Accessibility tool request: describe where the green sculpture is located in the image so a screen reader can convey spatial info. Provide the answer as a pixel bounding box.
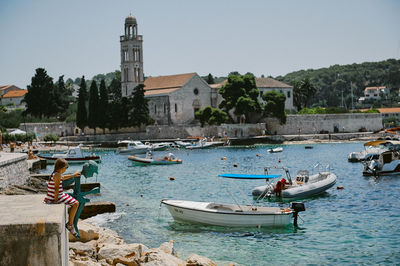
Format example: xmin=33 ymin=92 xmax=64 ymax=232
xmin=62 ymin=160 xmax=99 ymax=238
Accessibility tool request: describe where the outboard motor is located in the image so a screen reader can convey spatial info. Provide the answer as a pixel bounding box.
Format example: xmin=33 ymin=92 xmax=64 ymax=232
xmin=291 ymin=202 xmax=305 ymax=227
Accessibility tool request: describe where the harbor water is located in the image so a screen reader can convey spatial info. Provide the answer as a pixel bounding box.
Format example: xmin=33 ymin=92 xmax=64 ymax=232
xmin=44 ymin=142 xmax=400 ymax=265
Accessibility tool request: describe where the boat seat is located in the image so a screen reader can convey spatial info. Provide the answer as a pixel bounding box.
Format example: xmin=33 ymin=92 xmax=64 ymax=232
xmin=210 ymin=205 xmax=233 ymax=211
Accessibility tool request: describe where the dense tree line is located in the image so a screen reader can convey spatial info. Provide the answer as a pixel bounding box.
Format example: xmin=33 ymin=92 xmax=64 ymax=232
xmin=21 ymin=68 xmax=153 ymax=133
xmin=276 ymin=58 xmax=400 ymax=108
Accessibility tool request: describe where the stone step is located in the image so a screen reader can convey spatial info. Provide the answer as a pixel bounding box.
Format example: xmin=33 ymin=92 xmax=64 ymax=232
xmin=81 ymin=201 xmax=116 ymax=219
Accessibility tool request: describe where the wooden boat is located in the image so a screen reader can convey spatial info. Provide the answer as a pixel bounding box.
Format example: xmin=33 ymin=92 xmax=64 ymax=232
xmin=38 ymin=145 xmax=101 ymax=164
xmin=161 ymin=199 xmax=305 ymax=227
xmin=128 ymin=153 xmax=182 ymax=165
xmin=363 ymin=151 xmax=400 ymax=176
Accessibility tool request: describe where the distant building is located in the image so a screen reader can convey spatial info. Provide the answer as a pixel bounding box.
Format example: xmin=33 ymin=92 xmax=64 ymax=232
xmin=1 ymin=89 xmax=28 ymax=109
xmin=210 ymin=77 xmax=294 ymax=111
xmin=0 ymin=85 xmax=22 ymax=97
xmin=255 ymin=77 xmax=294 ymax=110
xmin=363 ymin=86 xmax=388 ymax=101
xmin=120 ymin=15 xmax=144 ymax=97
xmin=144 ymin=73 xmax=217 ymax=125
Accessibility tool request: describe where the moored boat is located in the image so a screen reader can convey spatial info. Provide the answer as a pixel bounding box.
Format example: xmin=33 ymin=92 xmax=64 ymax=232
xmin=161 ymin=199 xmax=305 ymax=227
xmin=268 ymin=147 xmax=283 ymax=153
xmin=128 ymin=153 xmax=182 ymax=165
xmin=38 ymin=145 xmax=101 ymax=164
xmin=363 ymin=150 xmax=400 ymax=176
xmin=251 ymin=169 xmax=337 ymax=199
xmin=117 ymin=140 xmax=151 ymax=154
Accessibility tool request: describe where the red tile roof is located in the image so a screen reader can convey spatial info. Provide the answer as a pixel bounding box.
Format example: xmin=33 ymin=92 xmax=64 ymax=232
xmin=255 ymin=78 xmax=292 ymax=88
xmin=144 ymin=73 xmax=195 ymax=91
xmin=365 ymin=86 xmax=385 ymax=91
xmin=2 ymin=89 xmax=28 ymax=98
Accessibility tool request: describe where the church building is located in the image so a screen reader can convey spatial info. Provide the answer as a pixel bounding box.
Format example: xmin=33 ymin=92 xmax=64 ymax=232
xmin=119 ymin=15 xmax=293 ymax=125
xmin=144 ymin=73 xmax=218 ymax=125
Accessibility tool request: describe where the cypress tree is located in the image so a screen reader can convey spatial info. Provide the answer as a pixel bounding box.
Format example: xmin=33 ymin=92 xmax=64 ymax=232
xmin=207 ymin=73 xmax=215 ymax=84
xmin=88 ymin=81 xmax=99 ymax=134
xmin=131 ymin=84 xmax=153 ymax=127
xmin=98 ymin=79 xmax=108 ymax=133
xmin=24 ymin=68 xmax=54 ymax=118
xmin=76 ymin=76 xmax=87 ymax=131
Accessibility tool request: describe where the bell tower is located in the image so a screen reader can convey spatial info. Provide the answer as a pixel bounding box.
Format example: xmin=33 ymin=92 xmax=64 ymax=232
xmin=120 ymin=14 xmax=144 ymax=97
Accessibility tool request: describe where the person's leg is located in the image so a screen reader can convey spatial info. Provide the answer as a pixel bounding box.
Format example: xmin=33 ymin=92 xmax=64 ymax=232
xmin=68 ymin=201 xmax=79 ymax=226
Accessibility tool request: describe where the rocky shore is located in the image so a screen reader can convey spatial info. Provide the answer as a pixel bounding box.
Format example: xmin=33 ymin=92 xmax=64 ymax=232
xmin=69 ymin=220 xmax=236 ymax=266
xmin=0 ymin=177 xmax=235 ymax=265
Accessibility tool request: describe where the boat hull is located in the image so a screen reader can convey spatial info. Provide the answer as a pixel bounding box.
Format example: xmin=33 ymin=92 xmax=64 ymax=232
xmin=128 ymin=156 xmax=182 ymax=165
xmin=161 ymin=200 xmax=292 ymax=227
xmin=39 ymin=156 xmax=101 ymax=164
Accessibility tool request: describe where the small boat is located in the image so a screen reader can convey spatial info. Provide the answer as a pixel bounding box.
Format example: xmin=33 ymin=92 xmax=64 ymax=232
xmin=161 ymin=199 xmax=305 ymax=227
xmin=145 ymin=142 xmax=174 ymax=151
xmin=186 ymin=138 xmax=217 ymax=149
xmin=305 ymin=146 xmax=313 ymax=149
xmin=38 ymin=145 xmax=101 ymax=164
xmin=128 ymin=152 xmax=182 ymax=165
xmin=117 ymin=140 xmax=152 ymax=154
xmin=250 ymin=166 xmax=337 ymax=199
xmin=175 ymin=140 xmax=192 ymax=147
xmin=348 ymin=147 xmax=386 ymax=162
xmin=363 ymin=151 xmax=400 ymax=176
xmin=267 ymin=147 xmax=283 ymax=153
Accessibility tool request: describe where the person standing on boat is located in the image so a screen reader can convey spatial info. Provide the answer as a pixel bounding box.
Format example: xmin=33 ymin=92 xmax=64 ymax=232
xmin=44 ymin=158 xmax=81 ymax=237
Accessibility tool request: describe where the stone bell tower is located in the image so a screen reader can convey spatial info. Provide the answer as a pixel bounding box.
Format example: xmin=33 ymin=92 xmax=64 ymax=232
xmin=120 ymin=14 xmax=144 ymax=97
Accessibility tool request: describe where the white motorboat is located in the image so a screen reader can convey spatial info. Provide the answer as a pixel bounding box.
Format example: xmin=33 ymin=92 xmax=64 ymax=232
xmin=128 ymin=152 xmax=182 ymax=165
xmin=268 ymin=147 xmax=283 ymax=153
xmin=116 ymin=140 xmax=152 ymax=154
xmin=175 ymin=140 xmax=192 ymax=147
xmin=145 ymin=142 xmax=173 ymax=151
xmin=363 ymin=151 xmax=400 ymax=176
xmin=161 ymin=199 xmax=305 ymax=227
xmin=38 ymin=145 xmax=101 ymax=164
xmin=186 ymin=138 xmax=224 ymax=149
xmin=251 ymin=167 xmax=337 ymax=199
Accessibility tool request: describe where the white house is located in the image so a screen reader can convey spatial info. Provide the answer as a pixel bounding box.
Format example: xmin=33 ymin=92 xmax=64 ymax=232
xmin=255 ymin=77 xmax=294 ymax=110
xmin=1 ymin=89 xmax=27 ymax=109
xmin=364 ymin=86 xmax=388 ymax=100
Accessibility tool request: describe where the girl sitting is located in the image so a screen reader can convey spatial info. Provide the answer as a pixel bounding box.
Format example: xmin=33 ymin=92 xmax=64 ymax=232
xmin=44 ymin=158 xmax=81 ymax=237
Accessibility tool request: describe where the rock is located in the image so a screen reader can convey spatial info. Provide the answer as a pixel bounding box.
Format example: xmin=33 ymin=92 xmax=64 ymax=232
xmin=98 ymin=243 xmax=148 ymax=265
xmin=186 ymin=254 xmax=217 ymax=266
xmin=69 ymin=240 xmax=97 ymax=258
xmin=69 ymin=221 xmax=99 ymax=243
xmin=140 ymin=248 xmax=186 ymax=266
xmin=69 ymin=257 xmax=102 ymax=266
xmin=80 ymin=201 xmax=116 ymax=219
xmin=96 ymin=226 xmax=125 ymax=247
xmin=159 ymin=240 xmax=177 ymax=256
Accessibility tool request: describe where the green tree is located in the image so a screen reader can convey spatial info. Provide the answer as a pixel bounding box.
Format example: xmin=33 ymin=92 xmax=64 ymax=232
xmin=109 ymin=78 xmax=122 ymax=100
xmin=88 ymin=81 xmax=100 ymax=133
xmin=76 ymin=76 xmax=87 ymax=130
xmin=195 ymin=106 xmax=228 ymax=126
xmin=218 ymin=73 xmax=261 ymax=122
xmin=293 ymin=77 xmax=317 ymax=111
xmin=52 ymin=75 xmax=71 ymax=119
xmin=98 ymin=79 xmax=108 ymax=133
xmin=24 ymin=68 xmax=54 ymax=118
xmin=262 ymin=91 xmax=287 ymax=124
xmin=207 ymin=73 xmax=215 ymax=84
xmin=131 ymin=84 xmax=153 ymax=127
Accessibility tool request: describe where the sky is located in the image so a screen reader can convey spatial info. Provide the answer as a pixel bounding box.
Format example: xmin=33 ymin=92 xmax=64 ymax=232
xmin=0 ymin=0 xmax=399 ymax=88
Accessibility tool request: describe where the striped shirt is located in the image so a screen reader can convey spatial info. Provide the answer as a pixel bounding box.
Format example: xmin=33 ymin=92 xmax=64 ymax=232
xmin=44 ymin=172 xmax=78 ymax=206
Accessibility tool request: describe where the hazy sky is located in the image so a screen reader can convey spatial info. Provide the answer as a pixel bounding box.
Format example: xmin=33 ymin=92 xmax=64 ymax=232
xmin=0 ymin=0 xmax=399 ymax=88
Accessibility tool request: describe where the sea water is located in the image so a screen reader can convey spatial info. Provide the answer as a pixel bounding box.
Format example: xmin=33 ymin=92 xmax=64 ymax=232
xmin=45 ymin=142 xmax=400 ymax=265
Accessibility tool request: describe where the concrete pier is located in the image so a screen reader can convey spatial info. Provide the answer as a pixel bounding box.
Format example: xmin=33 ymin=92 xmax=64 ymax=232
xmin=0 ymin=195 xmax=68 ymax=266
xmin=0 ymin=152 xmax=29 ymax=189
